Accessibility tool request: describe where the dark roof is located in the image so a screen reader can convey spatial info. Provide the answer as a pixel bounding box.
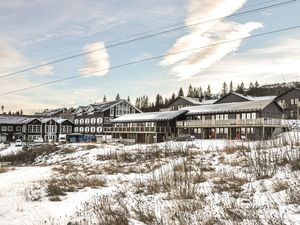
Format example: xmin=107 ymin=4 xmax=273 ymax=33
xmin=0 ymin=116 xmax=27 ymax=125
xmin=184 ymin=99 xmax=276 ymax=115
xmin=112 ymin=110 xmax=187 ymax=123
xmin=164 ymin=96 xmax=201 ymax=108
xmin=275 ymin=88 xmax=300 ymax=100
xmin=214 ymin=92 xmax=276 ymax=104
xmin=75 ymin=99 xmax=142 ymax=114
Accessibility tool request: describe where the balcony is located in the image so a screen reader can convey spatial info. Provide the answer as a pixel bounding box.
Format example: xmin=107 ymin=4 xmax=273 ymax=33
xmin=176 ymin=118 xmax=288 ymax=128
xmin=104 ymin=126 xmax=172 ymax=133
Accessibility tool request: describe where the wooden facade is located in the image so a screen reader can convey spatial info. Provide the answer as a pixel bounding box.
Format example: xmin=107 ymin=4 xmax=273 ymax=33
xmin=275 ymin=88 xmax=300 ymax=119
xmin=105 ymin=110 xmax=187 ymax=144
xmin=73 ymin=99 xmax=141 ymax=136
xmin=177 ymin=100 xmax=286 ymax=140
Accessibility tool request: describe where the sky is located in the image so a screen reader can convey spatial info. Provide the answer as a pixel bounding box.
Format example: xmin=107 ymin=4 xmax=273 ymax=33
xmin=0 ymin=0 xmax=300 ymax=113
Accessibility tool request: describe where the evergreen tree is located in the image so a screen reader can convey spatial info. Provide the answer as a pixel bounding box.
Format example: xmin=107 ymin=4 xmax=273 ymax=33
xmin=155 ymin=94 xmax=163 ymax=109
xmin=1 ymin=105 xmax=4 ymax=113
xmin=205 ymin=85 xmax=212 ymax=100
xmin=198 ymin=87 xmax=203 ymax=101
xmin=236 ymin=82 xmax=245 ymax=94
xmin=221 ymin=82 xmax=228 ymax=97
xmin=193 ymin=87 xmax=199 ymax=98
xmin=127 ymin=96 xmax=131 ymax=102
xmin=178 ymin=87 xmax=184 ymax=97
xmin=171 ymin=93 xmax=176 ymax=101
xmin=187 ymin=84 xmax=193 ymax=97
xmin=103 ymin=95 xmax=107 ymax=102
xmin=229 ymin=81 xmax=233 ymax=93
xmin=115 ymin=93 xmax=120 ymax=100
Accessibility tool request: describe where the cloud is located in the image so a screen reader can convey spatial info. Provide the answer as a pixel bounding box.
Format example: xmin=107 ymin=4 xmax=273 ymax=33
xmin=0 ymin=40 xmax=54 ymax=76
xmin=188 ymin=37 xmax=300 ymax=92
xmin=160 ymin=0 xmax=263 ymax=79
xmin=32 ymin=64 xmax=53 ymax=76
xmin=80 ymin=42 xmax=110 ymax=77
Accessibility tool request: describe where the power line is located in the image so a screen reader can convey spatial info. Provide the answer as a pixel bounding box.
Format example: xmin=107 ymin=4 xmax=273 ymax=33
xmin=1 ymin=24 xmax=300 ymax=97
xmin=0 ymin=0 xmax=297 ymax=79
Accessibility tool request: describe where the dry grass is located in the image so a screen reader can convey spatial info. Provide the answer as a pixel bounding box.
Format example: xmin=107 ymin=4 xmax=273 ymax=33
xmin=0 ymin=166 xmax=8 ymax=173
xmin=272 ymin=180 xmax=289 ymax=193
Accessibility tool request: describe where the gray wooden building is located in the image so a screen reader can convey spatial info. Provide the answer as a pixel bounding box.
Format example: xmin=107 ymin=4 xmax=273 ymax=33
xmin=106 ymin=110 xmax=187 ymax=143
xmin=73 ymin=99 xmax=141 ymax=136
xmin=176 ymin=99 xmax=286 ymax=140
xmin=275 ymin=88 xmax=300 ymax=119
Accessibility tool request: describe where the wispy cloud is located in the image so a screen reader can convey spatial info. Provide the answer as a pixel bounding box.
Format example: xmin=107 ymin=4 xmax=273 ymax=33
xmin=0 ymin=39 xmax=53 ymax=76
xmin=189 ymin=37 xmax=300 ymax=91
xmin=160 ymin=0 xmax=262 ymax=79
xmin=80 ymin=42 xmax=110 ymax=77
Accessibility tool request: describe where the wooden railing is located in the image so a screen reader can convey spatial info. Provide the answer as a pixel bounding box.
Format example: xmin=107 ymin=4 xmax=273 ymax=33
xmin=176 ymin=118 xmax=288 ymax=128
xmin=104 ymin=126 xmax=173 ymax=133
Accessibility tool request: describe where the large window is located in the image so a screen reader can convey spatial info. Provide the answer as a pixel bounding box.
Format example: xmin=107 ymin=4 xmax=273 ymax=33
xmin=85 ymin=118 xmax=90 ymax=124
xmin=74 ymin=127 xmax=79 ymax=132
xmin=97 ymin=127 xmax=102 ymax=133
xmin=8 ymin=126 xmax=13 ymax=131
xmin=1 ymin=126 xmax=7 ymax=131
xmin=16 ymin=126 xmax=21 ymax=132
xmin=97 ymin=117 xmax=103 ymax=124
xmin=91 ymin=127 xmax=95 ymax=133
xmin=80 ymin=119 xmax=84 ymax=124
xmin=91 ymin=118 xmax=96 ymax=124
xmin=29 ymin=125 xmax=41 ymax=133
xmin=85 ymin=127 xmax=89 ymax=133
xmin=79 ymin=127 xmax=84 ymax=132
xmin=74 ymin=119 xmax=79 ymax=125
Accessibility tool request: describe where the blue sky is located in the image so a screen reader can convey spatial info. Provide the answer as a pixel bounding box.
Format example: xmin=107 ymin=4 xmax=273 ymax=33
xmin=0 ymin=0 xmax=300 ymax=113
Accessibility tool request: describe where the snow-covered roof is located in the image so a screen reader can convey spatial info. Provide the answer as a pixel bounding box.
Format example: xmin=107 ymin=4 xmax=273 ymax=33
xmin=112 ymin=110 xmax=187 ymax=123
xmin=184 ymin=99 xmax=275 ymax=115
xmin=215 ymin=92 xmax=276 ymax=104
xmin=0 ymin=116 xmax=27 ymax=125
xmin=21 ymin=118 xmax=39 ymax=124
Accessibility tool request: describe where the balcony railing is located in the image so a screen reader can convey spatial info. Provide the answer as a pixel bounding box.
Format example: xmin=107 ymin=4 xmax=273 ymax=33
xmin=104 ymin=126 xmax=173 ymax=133
xmin=176 ymin=118 xmax=288 ymax=128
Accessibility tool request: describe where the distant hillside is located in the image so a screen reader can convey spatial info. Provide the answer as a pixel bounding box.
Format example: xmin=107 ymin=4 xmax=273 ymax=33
xmin=245 ymin=81 xmax=300 ymax=96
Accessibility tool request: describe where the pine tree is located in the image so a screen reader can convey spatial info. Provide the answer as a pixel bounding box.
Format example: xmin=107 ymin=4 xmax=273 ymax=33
xmin=236 ymin=82 xmax=245 ymax=94
xmin=178 ymin=87 xmax=184 ymax=97
xmin=171 ymin=93 xmax=176 ymax=101
xmin=193 ymin=87 xmax=199 ymax=98
xmin=205 ymin=85 xmax=212 ymax=100
xmin=115 ymin=93 xmax=120 ymax=100
xmin=127 ymin=96 xmax=131 ymax=102
xmin=155 ymin=94 xmax=163 ymax=109
xmin=198 ymin=87 xmax=203 ymax=101
xmin=187 ymin=85 xmax=193 ymax=97
xmin=221 ymin=82 xmax=228 ymax=97
xmin=103 ymin=95 xmax=107 ymax=102
xmin=229 ymin=81 xmax=233 ymax=93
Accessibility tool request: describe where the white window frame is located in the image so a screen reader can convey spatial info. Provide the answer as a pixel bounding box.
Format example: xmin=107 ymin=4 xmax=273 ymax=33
xmin=1 ymin=126 xmax=7 ymax=132
xmin=74 ymin=119 xmax=79 ymax=125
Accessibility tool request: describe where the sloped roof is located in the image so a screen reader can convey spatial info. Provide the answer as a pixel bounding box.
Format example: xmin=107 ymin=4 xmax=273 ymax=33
xmin=275 ymin=87 xmax=300 ymax=100
xmin=214 ymin=92 xmax=276 ymax=104
xmin=22 ymin=118 xmax=40 ymax=124
xmin=184 ymin=99 xmax=275 ymax=115
xmin=112 ymin=110 xmax=187 ymax=123
xmin=0 ymin=116 xmax=27 ymax=125
xmin=74 ymin=99 xmax=141 ymax=114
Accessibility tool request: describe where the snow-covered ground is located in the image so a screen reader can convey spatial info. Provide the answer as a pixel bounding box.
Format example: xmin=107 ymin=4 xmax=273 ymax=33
xmin=0 ymin=134 xmax=299 ymax=225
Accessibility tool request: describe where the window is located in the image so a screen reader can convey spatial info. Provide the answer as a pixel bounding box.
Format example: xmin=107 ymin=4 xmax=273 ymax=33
xmin=85 ymin=118 xmax=90 ymax=124
xmin=97 ymin=117 xmax=103 ymax=124
xmin=224 ymin=114 xmax=228 ymax=120
xmin=16 ymin=126 xmax=21 ymax=132
xmin=216 ymin=115 xmax=220 ymax=120
xmin=80 ymin=119 xmax=84 ymax=124
xmin=74 ymin=127 xmax=78 ymax=132
xmin=91 ymin=118 xmax=96 ymax=124
xmin=110 ymin=107 xmax=114 ymax=116
xmin=246 ymin=113 xmax=251 ymax=119
xmin=8 ymin=126 xmax=13 ymax=131
xmin=296 ymin=98 xmax=299 ymax=105
xmin=85 ymin=127 xmax=89 ymax=133
xmin=291 ymin=98 xmax=295 ymax=105
xmin=74 ymin=119 xmax=79 ymax=125
xmin=241 ymin=113 xmax=246 ymax=120
xmin=97 ymin=127 xmax=102 ymax=133
xmin=1 ymin=126 xmax=7 ymax=131
xmin=252 ymin=113 xmax=256 ymax=119
xmin=91 ymin=127 xmax=95 ymax=133
xmin=79 ymin=127 xmax=84 ymax=132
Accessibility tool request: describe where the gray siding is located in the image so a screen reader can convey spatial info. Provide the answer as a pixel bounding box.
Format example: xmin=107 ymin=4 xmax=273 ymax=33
xmin=215 ymin=93 xmax=248 ymax=104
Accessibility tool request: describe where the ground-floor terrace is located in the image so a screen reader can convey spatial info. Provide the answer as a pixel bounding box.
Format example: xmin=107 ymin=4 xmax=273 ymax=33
xmin=176 ymin=118 xmax=289 ymax=140
xmin=104 ymin=126 xmax=176 ymax=144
